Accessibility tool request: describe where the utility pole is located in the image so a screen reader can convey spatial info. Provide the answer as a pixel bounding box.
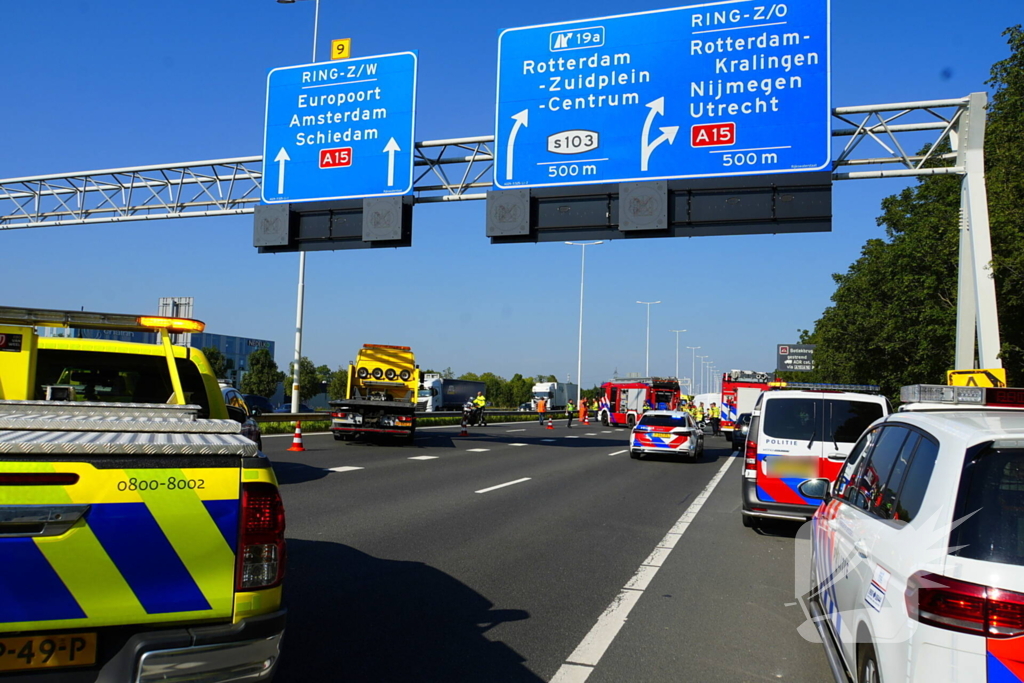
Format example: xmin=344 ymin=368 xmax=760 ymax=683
xmin=637 ymin=301 xmax=661 ymax=377
xmin=567 ymin=241 xmax=602 ymax=406
xmin=687 ymin=346 xmax=700 ymax=396
xmin=671 ymin=329 xmax=687 ymax=381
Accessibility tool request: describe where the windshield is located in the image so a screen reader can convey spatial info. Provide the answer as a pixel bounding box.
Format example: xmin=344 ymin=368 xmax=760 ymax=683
xmin=532 ymin=391 xmax=552 ymax=399
xmin=417 ymin=390 xmax=431 ymax=398
xmin=952 ymin=446 xmax=1024 ymax=567
xmin=638 ymin=415 xmax=689 ymax=428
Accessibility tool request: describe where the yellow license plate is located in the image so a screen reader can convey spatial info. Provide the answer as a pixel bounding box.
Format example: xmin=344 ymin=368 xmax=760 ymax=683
xmin=766 ymin=457 xmax=818 ymax=479
xmin=654 ymin=433 xmax=674 ymax=439
xmin=0 ymin=633 xmax=96 ymax=672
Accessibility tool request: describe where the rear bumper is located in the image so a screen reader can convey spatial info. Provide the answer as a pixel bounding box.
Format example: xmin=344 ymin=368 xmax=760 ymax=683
xmin=3 ymin=610 xmax=285 ymax=683
xmin=741 ymin=476 xmax=816 ymax=521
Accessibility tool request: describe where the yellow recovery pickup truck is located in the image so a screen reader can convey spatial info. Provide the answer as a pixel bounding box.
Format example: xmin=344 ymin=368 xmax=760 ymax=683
xmin=0 ymin=306 xmax=285 ymax=682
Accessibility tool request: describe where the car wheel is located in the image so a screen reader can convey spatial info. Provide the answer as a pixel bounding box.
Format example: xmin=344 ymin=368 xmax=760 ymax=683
xmin=257 ymin=437 xmax=264 ymax=451
xmin=333 ymin=433 xmax=344 ymax=441
xmin=857 ymin=643 xmax=880 ymax=683
xmin=627 ymin=414 xmax=636 ymax=428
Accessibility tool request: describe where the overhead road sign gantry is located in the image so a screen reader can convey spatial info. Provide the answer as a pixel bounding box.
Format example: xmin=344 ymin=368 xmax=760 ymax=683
xmin=262 ymin=51 xmax=417 ymax=204
xmin=494 ymin=0 xmax=830 ymax=189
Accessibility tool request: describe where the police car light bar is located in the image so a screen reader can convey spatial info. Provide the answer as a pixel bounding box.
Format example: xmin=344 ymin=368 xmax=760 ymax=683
xmin=769 ymin=381 xmax=881 ymax=393
xmin=901 ymin=384 xmax=1024 ymax=407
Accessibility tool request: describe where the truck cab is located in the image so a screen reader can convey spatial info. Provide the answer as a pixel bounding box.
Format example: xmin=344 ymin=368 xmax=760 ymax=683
xmin=0 ymin=306 xmax=285 ymax=681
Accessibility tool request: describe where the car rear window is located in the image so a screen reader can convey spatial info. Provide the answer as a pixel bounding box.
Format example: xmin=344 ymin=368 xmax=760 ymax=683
xmin=638 ymin=415 xmax=689 ymax=428
xmin=762 ymin=398 xmax=819 ymax=440
xmin=828 ymin=399 xmax=884 ymax=443
xmin=951 ymin=446 xmax=1024 ymax=567
xmin=35 ymin=349 xmax=211 ymax=418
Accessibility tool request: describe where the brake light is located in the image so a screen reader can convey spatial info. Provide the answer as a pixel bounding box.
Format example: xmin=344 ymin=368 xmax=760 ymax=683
xmin=332 ymin=411 xmax=347 ymax=419
xmin=237 ymin=483 xmax=286 ymax=590
xmin=0 ymin=473 xmax=79 ymax=485
xmin=745 ymin=439 xmax=758 ymax=473
xmin=906 ymin=572 xmax=1024 ymax=638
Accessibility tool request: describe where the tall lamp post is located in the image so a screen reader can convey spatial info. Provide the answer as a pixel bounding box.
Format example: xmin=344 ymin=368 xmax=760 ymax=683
xmin=686 ymin=346 xmax=700 ymax=396
xmin=697 ymin=355 xmax=707 ymax=393
xmin=278 ymin=0 xmax=321 ymax=414
xmin=637 ymin=301 xmax=661 ymax=377
xmin=567 ymin=241 xmax=603 ymax=405
xmin=670 ymin=329 xmax=687 ymax=382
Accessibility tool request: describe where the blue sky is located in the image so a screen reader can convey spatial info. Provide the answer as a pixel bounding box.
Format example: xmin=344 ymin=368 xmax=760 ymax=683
xmin=1 ymin=0 xmax=1019 ymax=390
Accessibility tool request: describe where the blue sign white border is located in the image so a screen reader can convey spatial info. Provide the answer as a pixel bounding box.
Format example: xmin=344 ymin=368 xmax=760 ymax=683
xmin=261 ymin=50 xmax=419 ymax=204
xmin=493 ymin=0 xmax=831 ymax=191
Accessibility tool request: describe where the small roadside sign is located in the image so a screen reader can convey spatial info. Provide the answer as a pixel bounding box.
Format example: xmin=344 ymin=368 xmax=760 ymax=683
xmin=947 ymin=368 xmax=1007 ymax=388
xmin=331 ymin=39 xmax=352 ymax=60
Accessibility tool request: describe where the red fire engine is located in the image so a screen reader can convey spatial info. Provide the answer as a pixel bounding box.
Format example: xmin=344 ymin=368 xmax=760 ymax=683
xmin=720 ymin=370 xmax=772 ymax=433
xmin=598 ymin=377 xmax=682 ymax=427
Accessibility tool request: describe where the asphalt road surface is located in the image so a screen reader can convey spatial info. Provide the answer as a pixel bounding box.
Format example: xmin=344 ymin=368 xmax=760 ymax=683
xmin=264 ymin=419 xmax=833 ymax=682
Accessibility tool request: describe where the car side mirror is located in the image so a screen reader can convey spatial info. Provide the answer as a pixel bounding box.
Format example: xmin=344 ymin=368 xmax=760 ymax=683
xmin=226 ymin=405 xmax=248 ymax=424
xmin=798 ymin=478 xmax=831 ymax=502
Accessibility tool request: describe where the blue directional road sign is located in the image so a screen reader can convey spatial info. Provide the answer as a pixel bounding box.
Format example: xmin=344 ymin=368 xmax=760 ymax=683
xmin=495 ymin=1 xmax=829 ymax=189
xmin=263 ymin=51 xmax=417 ymax=204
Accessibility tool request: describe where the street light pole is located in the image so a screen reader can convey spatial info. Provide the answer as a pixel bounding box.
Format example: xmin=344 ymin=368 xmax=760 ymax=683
xmin=567 ymin=241 xmax=603 ymax=405
xmin=637 ymin=301 xmax=661 ymax=377
xmin=686 ymin=346 xmax=700 ymax=396
xmin=671 ymin=329 xmax=687 ymax=381
xmin=280 ymin=0 xmax=320 ymax=414
xmin=697 ymin=355 xmax=707 ymax=393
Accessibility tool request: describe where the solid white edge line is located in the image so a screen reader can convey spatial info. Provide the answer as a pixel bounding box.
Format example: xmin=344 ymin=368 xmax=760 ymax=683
xmin=608 ymin=450 xmax=627 ymax=456
xmin=474 ymin=477 xmax=531 ymax=494
xmin=551 ymin=454 xmax=736 ymax=680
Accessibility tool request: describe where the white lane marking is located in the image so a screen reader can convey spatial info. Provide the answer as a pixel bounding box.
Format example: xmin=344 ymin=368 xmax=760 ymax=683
xmin=506 ymin=429 xmax=526 ymax=432
xmin=586 ymin=433 xmax=598 ymax=436
xmin=509 ymin=443 xmax=528 ymax=447
xmin=551 ymin=455 xmax=736 ymax=681
xmin=565 ymin=436 xmax=580 ymax=439
xmin=326 ymin=466 xmax=364 ymax=473
xmin=408 ymin=455 xmax=439 ymax=460
xmin=466 ymin=448 xmax=491 ymax=452
xmin=542 ymin=439 xmax=557 ymax=442
xmin=608 ymin=450 xmax=627 ymax=457
xmin=601 ymin=431 xmax=613 ymax=434
xmin=475 ymin=477 xmax=531 ymax=494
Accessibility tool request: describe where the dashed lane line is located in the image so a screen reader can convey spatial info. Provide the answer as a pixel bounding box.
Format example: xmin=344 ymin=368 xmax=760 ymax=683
xmin=608 ymin=450 xmax=627 ymax=457
xmin=466 ymin=448 xmax=491 ymax=452
xmin=549 ymin=454 xmax=736 ymax=682
xmin=565 ymin=436 xmax=580 ymax=439
xmin=509 ymin=443 xmax=528 ymax=447
xmin=506 ymin=429 xmax=526 ymax=432
xmin=325 ymin=466 xmax=364 ymax=473
xmin=475 ymin=477 xmax=532 ymax=494
xmin=408 ymin=456 xmax=439 ymax=460
xmin=585 ymin=433 xmax=598 ymax=436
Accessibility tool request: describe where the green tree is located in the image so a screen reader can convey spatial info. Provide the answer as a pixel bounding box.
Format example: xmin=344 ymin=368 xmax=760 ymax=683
xmin=240 ymin=348 xmax=284 ymax=398
xmin=507 ymin=373 xmax=533 ymax=407
xmin=798 ymin=26 xmax=1024 ymax=395
xmin=288 ymin=356 xmax=321 ymax=402
xmin=459 ymin=372 xmax=480 ymax=381
xmin=202 ymin=347 xmax=227 ymax=379
xmin=328 ymin=366 xmax=349 ymax=400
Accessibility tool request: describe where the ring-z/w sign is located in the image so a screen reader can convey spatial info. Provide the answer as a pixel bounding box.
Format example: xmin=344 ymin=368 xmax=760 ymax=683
xmin=494 ymin=0 xmax=830 ymax=189
xmin=262 ymin=52 xmax=417 ymax=203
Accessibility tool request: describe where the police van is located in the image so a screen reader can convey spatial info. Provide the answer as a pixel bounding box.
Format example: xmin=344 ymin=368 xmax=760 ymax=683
xmin=0 ymin=307 xmax=285 ymax=681
xmin=740 ymin=382 xmax=890 ymax=529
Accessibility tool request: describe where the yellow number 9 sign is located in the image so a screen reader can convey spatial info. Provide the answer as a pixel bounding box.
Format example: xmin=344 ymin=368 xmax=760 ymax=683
xmin=331 ymin=38 xmax=352 ymax=60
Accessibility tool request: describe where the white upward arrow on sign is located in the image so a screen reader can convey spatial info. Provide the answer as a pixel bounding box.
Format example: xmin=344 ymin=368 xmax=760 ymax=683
xmin=383 ymin=137 xmax=401 ymax=186
xmin=640 ymin=98 xmax=678 ymax=172
xmin=505 ymin=109 xmax=529 ymax=181
xmin=274 ymin=148 xmax=291 ymax=195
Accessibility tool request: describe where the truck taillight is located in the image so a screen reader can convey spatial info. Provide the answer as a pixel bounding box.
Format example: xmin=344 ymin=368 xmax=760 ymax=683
xmin=906 ymin=572 xmax=1024 ymax=638
xmin=744 ymin=439 xmax=758 ymax=473
xmin=237 ymin=483 xmax=286 ymax=590
xmin=332 ymin=411 xmax=346 ymax=419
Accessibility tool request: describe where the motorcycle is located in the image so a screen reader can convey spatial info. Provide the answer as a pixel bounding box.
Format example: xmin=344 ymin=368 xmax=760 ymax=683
xmin=463 ymin=400 xmax=487 ymax=427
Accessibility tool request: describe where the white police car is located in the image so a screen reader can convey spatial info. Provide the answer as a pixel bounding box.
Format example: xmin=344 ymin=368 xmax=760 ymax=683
xmin=630 ymin=410 xmax=704 ymax=461
xmin=802 ymin=384 xmax=1024 ymax=683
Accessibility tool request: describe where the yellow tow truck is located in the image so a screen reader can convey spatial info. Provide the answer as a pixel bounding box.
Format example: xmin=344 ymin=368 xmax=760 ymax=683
xmin=0 ymin=306 xmax=285 ymax=681
xmin=329 ymin=344 xmax=421 ymax=441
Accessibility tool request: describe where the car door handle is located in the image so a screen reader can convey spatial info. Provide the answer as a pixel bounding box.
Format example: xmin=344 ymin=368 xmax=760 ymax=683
xmin=826 ymin=452 xmax=847 ymax=461
xmin=854 ymin=541 xmax=869 ymax=558
xmin=0 ymin=505 xmax=89 ymax=538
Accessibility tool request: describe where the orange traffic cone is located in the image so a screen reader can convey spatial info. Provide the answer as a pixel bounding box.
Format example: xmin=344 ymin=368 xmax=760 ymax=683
xmin=584 ymin=413 xmax=590 ymax=426
xmin=547 ymin=416 xmax=554 ymax=430
xmin=287 ymin=422 xmax=305 ymax=452
xmin=459 ymin=416 xmax=469 ymax=437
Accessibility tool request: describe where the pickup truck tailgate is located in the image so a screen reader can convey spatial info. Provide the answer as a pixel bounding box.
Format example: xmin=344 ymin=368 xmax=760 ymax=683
xmin=0 ymin=401 xmax=254 ymax=632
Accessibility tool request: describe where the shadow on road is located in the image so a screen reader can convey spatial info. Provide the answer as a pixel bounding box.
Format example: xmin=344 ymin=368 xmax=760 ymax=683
xmin=271 ymin=460 xmax=330 ymax=486
xmin=278 ymin=539 xmax=542 ymax=682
